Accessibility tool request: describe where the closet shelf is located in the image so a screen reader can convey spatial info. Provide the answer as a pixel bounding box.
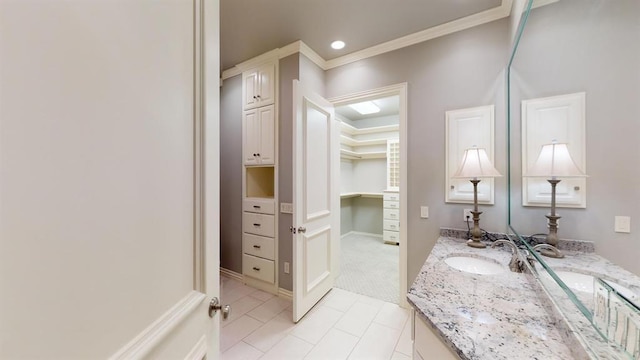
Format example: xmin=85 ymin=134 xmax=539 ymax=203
xmin=341 ymin=123 xmax=399 ymax=136
xmin=340 ymin=149 xmax=386 ymax=160
xmin=340 ymin=192 xmax=384 ymax=199
xmin=340 ymin=135 xmax=388 ymax=147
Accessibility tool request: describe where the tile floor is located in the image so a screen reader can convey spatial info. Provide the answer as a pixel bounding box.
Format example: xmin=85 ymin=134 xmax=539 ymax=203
xmin=220 ymin=275 xmax=413 ymax=360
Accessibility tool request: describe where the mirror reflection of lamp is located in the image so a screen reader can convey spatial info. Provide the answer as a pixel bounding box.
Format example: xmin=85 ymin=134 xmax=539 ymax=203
xmin=452 ymin=146 xmax=502 ymax=248
xmin=524 ymin=141 xmax=587 ymax=257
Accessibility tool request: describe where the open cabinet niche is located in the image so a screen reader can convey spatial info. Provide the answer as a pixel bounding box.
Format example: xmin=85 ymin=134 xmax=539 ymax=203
xmin=337 ymin=95 xmax=400 ymax=243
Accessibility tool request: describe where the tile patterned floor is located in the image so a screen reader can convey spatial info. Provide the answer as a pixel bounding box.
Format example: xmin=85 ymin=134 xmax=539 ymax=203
xmin=220 ymin=275 xmax=413 ymax=360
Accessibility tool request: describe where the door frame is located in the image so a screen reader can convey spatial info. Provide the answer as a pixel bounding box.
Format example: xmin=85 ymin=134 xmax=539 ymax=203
xmin=328 ymin=83 xmax=408 ymax=308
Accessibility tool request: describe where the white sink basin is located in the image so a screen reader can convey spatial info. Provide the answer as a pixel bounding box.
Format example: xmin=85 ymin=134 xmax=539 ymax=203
xmin=444 ymin=256 xmax=505 ymax=275
xmin=555 ymin=271 xmax=638 ymax=301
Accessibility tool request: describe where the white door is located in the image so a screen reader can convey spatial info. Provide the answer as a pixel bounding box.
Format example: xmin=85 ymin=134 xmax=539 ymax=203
xmin=292 ymin=80 xmax=340 ymax=322
xmin=0 ymin=1 xmax=222 ymax=358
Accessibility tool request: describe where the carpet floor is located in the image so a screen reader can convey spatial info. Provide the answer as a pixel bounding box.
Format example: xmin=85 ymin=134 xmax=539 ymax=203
xmin=335 ymin=233 xmax=399 ymax=304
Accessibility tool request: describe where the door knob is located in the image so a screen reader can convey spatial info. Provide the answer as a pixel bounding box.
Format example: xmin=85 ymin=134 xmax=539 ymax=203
xmin=209 ymin=297 xmax=231 ymax=320
xmin=297 ymin=226 xmax=306 ymax=233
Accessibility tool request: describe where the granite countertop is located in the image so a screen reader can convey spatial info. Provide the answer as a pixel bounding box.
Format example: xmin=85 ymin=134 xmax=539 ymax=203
xmin=407 ymin=237 xmax=580 ymax=360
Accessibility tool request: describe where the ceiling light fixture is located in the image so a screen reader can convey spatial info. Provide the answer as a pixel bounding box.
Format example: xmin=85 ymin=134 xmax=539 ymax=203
xmin=331 ymin=40 xmax=345 ymax=50
xmin=349 ymin=101 xmax=380 ymax=115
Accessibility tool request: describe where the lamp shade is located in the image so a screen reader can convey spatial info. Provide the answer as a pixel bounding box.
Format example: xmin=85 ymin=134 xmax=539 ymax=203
xmin=525 ymin=143 xmax=587 ymax=178
xmin=452 ymin=147 xmax=502 ymax=179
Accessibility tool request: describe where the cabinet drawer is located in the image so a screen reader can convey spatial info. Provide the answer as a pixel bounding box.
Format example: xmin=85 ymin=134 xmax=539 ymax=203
xmin=383 ymin=192 xmax=400 ymax=201
xmin=383 ymin=219 xmax=399 ymax=231
xmin=243 ymin=212 xmax=275 ymax=237
xmin=243 ymin=233 xmax=275 ymax=260
xmin=383 ymin=200 xmax=399 ymax=209
xmin=413 ymin=313 xmax=458 ymax=360
xmin=383 ymin=208 xmax=399 ymax=220
xmin=383 ymin=230 xmax=400 ymax=244
xmin=243 ymin=254 xmax=275 ymax=284
xmin=243 ymin=198 xmax=275 ymax=215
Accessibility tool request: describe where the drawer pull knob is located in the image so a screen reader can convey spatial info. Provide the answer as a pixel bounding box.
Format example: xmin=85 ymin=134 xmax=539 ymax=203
xmin=253 ymin=205 xmax=261 ymax=209
xmin=253 ymin=245 xmax=261 ymax=249
xmin=253 ymin=223 xmax=261 ymax=227
xmin=252 ymin=267 xmax=261 ymax=271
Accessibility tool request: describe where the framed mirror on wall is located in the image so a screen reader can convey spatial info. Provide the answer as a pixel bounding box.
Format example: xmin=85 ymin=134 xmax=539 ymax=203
xmin=507 ymin=0 xmax=640 ymax=357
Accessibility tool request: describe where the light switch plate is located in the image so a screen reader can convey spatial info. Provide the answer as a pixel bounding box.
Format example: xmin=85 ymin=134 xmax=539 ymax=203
xmin=280 ymin=202 xmax=293 ymax=214
xmin=614 ymin=216 xmax=631 ymax=233
xmin=420 ymin=206 xmax=429 ymax=218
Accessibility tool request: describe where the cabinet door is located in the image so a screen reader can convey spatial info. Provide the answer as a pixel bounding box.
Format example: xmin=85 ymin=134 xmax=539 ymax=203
xmin=243 ymin=109 xmax=260 ymax=165
xmin=256 ymin=63 xmax=275 ymax=107
xmin=243 ymin=70 xmax=259 ymax=110
xmin=258 ymin=105 xmax=275 ymax=165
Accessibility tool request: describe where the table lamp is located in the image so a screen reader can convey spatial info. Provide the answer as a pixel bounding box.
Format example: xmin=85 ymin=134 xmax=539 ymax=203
xmin=525 ymin=141 xmax=587 ymax=257
xmin=452 ymin=146 xmax=502 ymax=248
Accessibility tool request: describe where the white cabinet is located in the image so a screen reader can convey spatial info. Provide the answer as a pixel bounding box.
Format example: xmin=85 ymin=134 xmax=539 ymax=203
xmin=383 ymin=191 xmax=400 ymax=245
xmin=243 ymin=105 xmax=275 ymax=165
xmin=413 ymin=311 xmax=459 ymax=360
xmin=242 ymin=199 xmax=276 ymax=286
xmin=243 ymin=62 xmax=275 ymax=110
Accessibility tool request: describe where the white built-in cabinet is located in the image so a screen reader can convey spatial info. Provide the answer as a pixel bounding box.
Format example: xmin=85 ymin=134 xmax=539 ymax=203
xmin=243 ymin=105 xmax=275 ymax=165
xmin=241 ymin=60 xmax=278 ymax=294
xmin=243 ymin=62 xmax=275 ymax=110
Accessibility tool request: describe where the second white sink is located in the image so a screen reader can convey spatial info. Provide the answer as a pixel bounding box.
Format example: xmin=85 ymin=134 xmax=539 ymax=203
xmin=555 ymin=271 xmax=638 ymax=301
xmin=445 ymin=256 xmax=505 ymax=275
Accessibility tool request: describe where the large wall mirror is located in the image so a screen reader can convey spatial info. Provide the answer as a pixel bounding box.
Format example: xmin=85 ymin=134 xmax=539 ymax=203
xmin=508 ymin=0 xmax=640 ymax=356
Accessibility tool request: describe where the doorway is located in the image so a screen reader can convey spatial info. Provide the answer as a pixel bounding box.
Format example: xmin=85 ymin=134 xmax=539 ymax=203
xmin=329 ymin=84 xmax=407 ymax=306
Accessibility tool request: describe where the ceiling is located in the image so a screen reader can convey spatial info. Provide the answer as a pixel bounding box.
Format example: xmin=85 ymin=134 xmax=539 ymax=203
xmin=220 ymin=0 xmax=503 ymax=71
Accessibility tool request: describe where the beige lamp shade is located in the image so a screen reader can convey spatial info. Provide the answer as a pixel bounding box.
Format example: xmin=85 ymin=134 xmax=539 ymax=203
xmin=452 ymin=147 xmax=502 ymax=179
xmin=525 ymin=143 xmax=587 ymax=178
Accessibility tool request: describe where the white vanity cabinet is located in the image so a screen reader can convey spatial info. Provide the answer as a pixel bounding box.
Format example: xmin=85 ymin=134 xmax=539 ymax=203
xmin=383 ymin=191 xmax=400 ymax=244
xmin=243 ymin=62 xmax=275 ymax=110
xmin=413 ymin=311 xmax=459 ymax=360
xmin=243 ymin=105 xmax=275 ymax=165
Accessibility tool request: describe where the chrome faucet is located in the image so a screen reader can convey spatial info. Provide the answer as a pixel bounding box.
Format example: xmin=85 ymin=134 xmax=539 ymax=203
xmin=491 ymin=240 xmax=524 ymax=273
xmin=533 ymin=243 xmax=564 ymax=259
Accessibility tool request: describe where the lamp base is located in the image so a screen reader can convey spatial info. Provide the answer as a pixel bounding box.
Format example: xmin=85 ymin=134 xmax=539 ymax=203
xmin=466 ymin=239 xmax=486 ymax=248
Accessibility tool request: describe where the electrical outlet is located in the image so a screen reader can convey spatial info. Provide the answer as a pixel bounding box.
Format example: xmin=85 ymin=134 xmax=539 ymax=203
xmin=615 ymin=216 xmax=631 ymax=233
xmin=463 ymin=209 xmax=473 ymax=222
xmin=280 ymin=202 xmax=293 ymax=214
xmin=284 ymin=262 xmax=290 ymax=274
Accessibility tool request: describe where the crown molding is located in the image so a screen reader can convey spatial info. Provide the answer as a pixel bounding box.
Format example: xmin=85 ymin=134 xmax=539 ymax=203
xmin=324 ymin=1 xmax=512 ymax=69
xmin=221 ymin=0 xmax=551 ymax=79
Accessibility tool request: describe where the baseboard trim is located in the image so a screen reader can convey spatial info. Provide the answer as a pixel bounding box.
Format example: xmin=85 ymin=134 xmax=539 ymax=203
xmin=278 ymin=288 xmax=293 ymax=300
xmin=220 ymin=267 xmax=243 ymax=282
xmin=109 ymin=291 xmax=206 ymax=360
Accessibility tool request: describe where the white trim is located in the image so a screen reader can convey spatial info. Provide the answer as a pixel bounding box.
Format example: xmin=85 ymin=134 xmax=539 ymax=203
xmin=109 ymin=291 xmax=206 ymax=360
xmin=297 ymin=41 xmax=327 ymax=70
xmin=221 ymin=48 xmax=280 ymax=80
xmin=278 ymin=287 xmax=293 ymax=300
xmin=532 ymin=0 xmax=559 ymax=9
xmin=324 ymin=3 xmax=511 ymax=69
xmin=184 ymin=336 xmax=207 ymax=360
xmin=220 ymin=267 xmax=243 ymax=282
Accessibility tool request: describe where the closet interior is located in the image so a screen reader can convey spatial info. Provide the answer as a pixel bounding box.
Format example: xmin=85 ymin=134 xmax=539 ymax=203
xmin=335 ymin=95 xmax=401 ymax=303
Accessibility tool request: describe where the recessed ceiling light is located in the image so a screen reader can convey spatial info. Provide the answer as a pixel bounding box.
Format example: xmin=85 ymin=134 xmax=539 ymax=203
xmin=349 ymin=101 xmax=380 ymax=115
xmin=331 ymin=40 xmax=345 ymax=50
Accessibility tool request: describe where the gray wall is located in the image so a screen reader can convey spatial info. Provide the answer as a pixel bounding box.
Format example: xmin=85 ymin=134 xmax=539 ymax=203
xmin=510 ymin=0 xmax=640 ymax=275
xmin=220 ymin=75 xmax=243 ymax=273
xmin=325 ymin=18 xmax=509 ymax=287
